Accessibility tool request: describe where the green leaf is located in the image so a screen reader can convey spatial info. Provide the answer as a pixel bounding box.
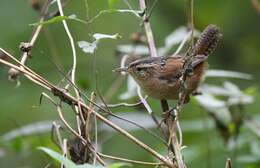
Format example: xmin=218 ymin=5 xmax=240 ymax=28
xmin=108 ymin=162 xmax=131 ymax=168
xmin=29 ymin=14 xmax=87 ymax=27
xmin=88 ymin=9 xmax=142 ymax=24
xmin=38 ymin=147 xmax=76 ymax=168
xmin=39 ymin=147 xmax=105 ymax=168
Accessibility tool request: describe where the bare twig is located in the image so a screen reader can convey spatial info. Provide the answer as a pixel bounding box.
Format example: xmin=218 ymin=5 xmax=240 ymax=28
xmin=137 ymin=86 xmax=152 ymax=114
xmin=225 ymin=158 xmax=232 ymax=168
xmin=8 ymin=0 xmax=52 ymax=79
xmin=56 ymin=0 xmax=84 ymax=136
xmin=52 ymin=121 xmax=63 ymax=149
xmin=0 ymin=49 xmax=174 ymax=168
xmin=173 ymin=30 xmax=192 ymax=55
xmin=61 ymin=139 xmax=68 ymax=168
xmin=99 ymin=153 xmax=164 ymax=166
xmin=163 ymin=1 xmax=196 ymax=167
xmin=139 ymin=0 xmax=158 ymax=57
xmin=52 ymin=58 xmax=167 ymax=145
xmin=106 ymin=98 xmax=145 ymax=108
xmin=190 ymin=0 xmax=194 ymax=46
xmin=138 ymin=1 xmax=186 ymax=167
xmin=56 ymin=106 xmax=106 ymax=166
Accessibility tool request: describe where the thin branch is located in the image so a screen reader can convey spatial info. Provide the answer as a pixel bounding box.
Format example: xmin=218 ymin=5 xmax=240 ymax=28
xmin=61 ymin=139 xmax=68 ymax=168
xmin=40 ymin=92 xmax=58 ymax=106
xmin=137 ymin=86 xmax=152 ymax=114
xmin=106 ymin=98 xmax=145 ymax=108
xmin=225 ymin=158 xmax=232 ymax=168
xmin=56 ymin=0 xmax=84 ymax=135
xmin=56 ymin=106 xmax=106 ymax=166
xmin=173 ymin=30 xmax=192 ymax=55
xmin=0 ymin=50 xmax=174 ymax=167
xmin=52 ymin=121 xmax=63 ymax=149
xmin=93 ymin=114 xmax=98 ymax=165
xmin=163 ymin=1 xmax=196 ymax=167
xmin=139 ymin=0 xmax=158 ymax=57
xmin=190 ymin=0 xmax=194 ymax=47
xmin=56 ymin=0 xmax=77 ymax=85
xmin=99 ymin=153 xmax=164 ymax=166
xmin=138 ymin=1 xmax=186 ymax=167
xmin=8 ymin=0 xmax=52 ymax=79
xmin=52 ymin=58 xmax=166 ymax=144
xmin=0 ymin=57 xmax=51 ymax=91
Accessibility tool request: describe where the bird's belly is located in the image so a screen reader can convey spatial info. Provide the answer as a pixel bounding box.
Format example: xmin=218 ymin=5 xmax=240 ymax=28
xmin=139 ymin=79 xmax=180 ymax=100
xmin=138 ymin=76 xmax=202 ymax=100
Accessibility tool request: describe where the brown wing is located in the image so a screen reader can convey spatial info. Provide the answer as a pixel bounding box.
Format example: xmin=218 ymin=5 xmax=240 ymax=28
xmin=157 ymin=56 xmax=184 ymax=83
xmin=191 ymin=54 xmax=208 ymax=68
xmin=157 ymin=55 xmax=208 ymax=84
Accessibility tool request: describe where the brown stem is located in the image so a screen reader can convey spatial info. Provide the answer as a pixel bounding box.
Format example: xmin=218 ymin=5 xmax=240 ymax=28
xmin=139 ymin=0 xmax=158 ymax=58
xmin=138 ymin=1 xmax=185 ymax=167
xmin=99 ymin=153 xmax=164 ymax=166
xmin=8 ymin=0 xmax=50 ymax=80
xmin=0 ymin=50 xmax=174 ymax=168
xmin=161 ymin=100 xmax=185 ymax=168
xmin=225 ymin=158 xmax=232 ymax=168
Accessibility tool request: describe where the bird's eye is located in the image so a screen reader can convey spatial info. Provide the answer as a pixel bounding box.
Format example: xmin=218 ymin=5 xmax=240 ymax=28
xmin=136 ymin=67 xmax=142 ymax=72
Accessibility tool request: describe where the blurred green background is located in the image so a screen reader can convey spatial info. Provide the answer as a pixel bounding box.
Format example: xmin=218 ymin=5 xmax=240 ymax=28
xmin=0 ymin=0 xmax=259 ymax=168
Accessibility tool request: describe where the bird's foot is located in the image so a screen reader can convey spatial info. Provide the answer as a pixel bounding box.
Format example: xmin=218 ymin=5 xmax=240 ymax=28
xmin=192 ymin=90 xmax=202 ymax=96
xmin=162 ymin=107 xmax=177 ymax=122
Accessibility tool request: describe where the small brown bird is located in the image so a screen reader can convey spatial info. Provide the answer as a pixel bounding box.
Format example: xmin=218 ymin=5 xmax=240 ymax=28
xmin=115 ymin=25 xmax=221 ymax=101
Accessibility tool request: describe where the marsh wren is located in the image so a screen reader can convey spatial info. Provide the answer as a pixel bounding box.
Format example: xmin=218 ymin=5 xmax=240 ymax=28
xmin=115 ymin=25 xmax=221 ymax=101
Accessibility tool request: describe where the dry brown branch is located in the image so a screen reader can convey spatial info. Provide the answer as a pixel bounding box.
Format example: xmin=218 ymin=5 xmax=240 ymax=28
xmin=139 ymin=0 xmax=158 ymax=58
xmin=99 ymin=153 xmax=163 ymax=166
xmin=56 ymin=0 xmax=84 ymax=137
xmin=8 ymin=0 xmax=51 ymax=79
xmin=225 ymin=158 xmax=232 ymax=168
xmin=51 ymin=122 xmax=63 ymax=149
xmin=0 ymin=48 xmax=174 ymax=168
xmin=56 ymin=106 xmax=106 ymax=166
xmin=61 ymin=139 xmax=68 ymax=168
xmin=138 ymin=0 xmax=185 ymax=167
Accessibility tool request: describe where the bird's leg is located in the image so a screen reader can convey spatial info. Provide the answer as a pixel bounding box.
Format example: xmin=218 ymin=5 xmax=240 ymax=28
xmin=185 ymin=64 xmax=194 ymax=76
xmin=160 ymin=99 xmax=177 ymax=124
xmin=192 ymin=90 xmax=202 ymax=96
xmin=161 ymin=107 xmax=177 ymax=122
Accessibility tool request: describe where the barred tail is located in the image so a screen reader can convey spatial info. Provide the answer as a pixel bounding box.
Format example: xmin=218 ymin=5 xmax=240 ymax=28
xmin=192 ymin=24 xmax=222 ymax=56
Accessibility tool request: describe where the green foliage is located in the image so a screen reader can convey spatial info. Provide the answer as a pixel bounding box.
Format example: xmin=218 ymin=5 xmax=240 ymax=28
xmin=108 ymin=163 xmax=131 ymax=168
xmin=0 ymin=0 xmax=260 ymax=168
xmin=39 ymin=147 xmax=76 ymax=168
xmin=87 ymin=9 xmax=142 ymax=24
xmin=39 ymin=147 xmax=128 ymax=168
xmin=29 ymin=14 xmax=87 ymax=26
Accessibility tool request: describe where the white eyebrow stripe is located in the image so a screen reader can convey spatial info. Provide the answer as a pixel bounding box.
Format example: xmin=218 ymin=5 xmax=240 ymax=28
xmin=136 ymin=63 xmax=157 ymax=68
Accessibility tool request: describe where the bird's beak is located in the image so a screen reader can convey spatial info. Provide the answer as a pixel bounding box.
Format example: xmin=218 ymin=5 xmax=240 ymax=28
xmin=113 ymin=67 xmax=128 ymax=72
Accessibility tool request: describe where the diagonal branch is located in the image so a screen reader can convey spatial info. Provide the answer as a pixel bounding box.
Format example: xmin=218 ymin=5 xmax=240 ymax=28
xmin=139 ymin=0 xmax=158 ymax=58
xmin=8 ymin=0 xmax=52 ymax=79
xmin=56 ymin=0 xmax=84 ymax=136
xmin=0 ymin=48 xmax=174 ymax=168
